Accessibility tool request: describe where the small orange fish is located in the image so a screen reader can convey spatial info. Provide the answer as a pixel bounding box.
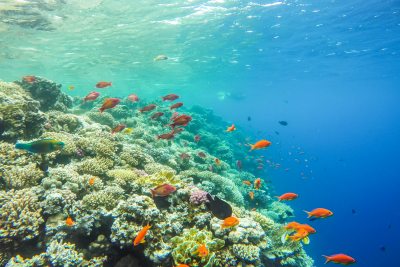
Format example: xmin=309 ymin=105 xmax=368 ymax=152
xmin=297 ymin=224 xmax=316 ymax=234
xmin=133 ymin=224 xmax=151 ymax=246
xmin=243 ymin=180 xmax=251 ymax=186
xmin=323 ymin=254 xmax=356 ymax=265
xmin=221 ymin=216 xmax=240 ymax=228
xmin=23 ymin=75 xmax=36 ymax=83
xmin=284 ymin=221 xmax=301 ymax=231
xmin=254 ymin=178 xmax=261 ymax=190
xmin=226 ymin=124 xmax=236 ymax=132
xmin=249 ymin=139 xmax=271 ymax=151
xmin=99 ymin=98 xmax=120 ymax=113
xmin=288 ymin=228 xmax=309 ymax=242
xmin=277 ymin=192 xmax=298 ymax=201
xmin=112 ymin=124 xmax=126 ymax=134
xmin=176 ymin=265 xmax=190 ymax=267
xmin=66 ymin=216 xmax=74 ymax=227
xmin=304 ymin=208 xmax=333 ymax=219
xmin=88 ymin=177 xmax=95 ymax=186
xmin=249 ymin=191 xmax=254 ymax=200
xmin=96 ymin=81 xmax=112 ymax=88
xmin=197 ymin=244 xmax=208 ymax=258
xmin=215 ymin=158 xmax=221 ymax=165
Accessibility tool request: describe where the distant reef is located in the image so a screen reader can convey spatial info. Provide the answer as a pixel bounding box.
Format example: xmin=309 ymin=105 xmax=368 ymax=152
xmin=0 ymin=78 xmax=313 ymax=267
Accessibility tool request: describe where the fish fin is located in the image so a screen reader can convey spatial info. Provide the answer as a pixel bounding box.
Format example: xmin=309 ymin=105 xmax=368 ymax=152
xmin=150 ymin=189 xmax=155 ymax=197
xmin=140 ymin=239 xmax=146 ymax=244
xmin=281 ymin=233 xmax=288 ymax=244
xmin=99 ymin=108 xmax=104 ymax=113
xmin=303 ymin=210 xmax=311 ymax=218
xmin=302 ymin=236 xmax=310 ymax=245
xmin=322 ymin=255 xmax=330 ymax=264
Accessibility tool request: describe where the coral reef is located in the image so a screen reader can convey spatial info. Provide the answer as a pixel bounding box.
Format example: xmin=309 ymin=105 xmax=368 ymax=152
xmin=0 ymin=81 xmax=46 ymax=141
xmin=0 ymin=77 xmax=314 ymax=267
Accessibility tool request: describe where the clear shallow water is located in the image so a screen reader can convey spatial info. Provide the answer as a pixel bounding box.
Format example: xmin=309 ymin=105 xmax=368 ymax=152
xmin=1 ymin=0 xmax=400 ymax=266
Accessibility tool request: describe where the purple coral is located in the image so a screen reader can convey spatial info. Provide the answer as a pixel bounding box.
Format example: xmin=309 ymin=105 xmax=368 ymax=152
xmin=189 ymin=190 xmax=209 ymax=205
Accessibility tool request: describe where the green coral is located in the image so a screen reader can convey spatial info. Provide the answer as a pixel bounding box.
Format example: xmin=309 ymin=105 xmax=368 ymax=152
xmin=170 ymin=228 xmax=224 ymax=266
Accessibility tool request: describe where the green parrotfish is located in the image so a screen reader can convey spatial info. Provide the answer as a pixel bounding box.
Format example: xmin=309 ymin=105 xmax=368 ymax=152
xmin=15 ymin=138 xmax=64 ymax=154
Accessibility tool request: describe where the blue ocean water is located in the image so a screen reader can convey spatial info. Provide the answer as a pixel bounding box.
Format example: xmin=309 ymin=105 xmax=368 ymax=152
xmin=1 ymin=0 xmax=400 ymax=266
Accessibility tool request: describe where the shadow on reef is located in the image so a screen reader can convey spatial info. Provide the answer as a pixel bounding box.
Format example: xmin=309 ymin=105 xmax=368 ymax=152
xmin=0 ymin=77 xmax=314 ymax=267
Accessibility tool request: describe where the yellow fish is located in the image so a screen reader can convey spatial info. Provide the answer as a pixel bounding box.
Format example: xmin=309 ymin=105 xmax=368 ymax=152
xmin=123 ymin=128 xmax=133 ymax=134
xmin=68 ymin=85 xmax=75 ymax=90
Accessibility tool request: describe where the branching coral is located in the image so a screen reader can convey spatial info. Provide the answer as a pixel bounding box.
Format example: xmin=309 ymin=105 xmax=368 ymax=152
xmin=0 ymin=188 xmax=44 ymax=246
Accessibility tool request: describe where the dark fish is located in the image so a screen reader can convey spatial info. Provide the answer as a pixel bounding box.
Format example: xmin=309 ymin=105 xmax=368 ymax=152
xmin=172 ymin=127 xmax=184 ymax=134
xmin=170 ymin=114 xmax=192 ymax=128
xmin=170 ymin=102 xmax=183 ymax=110
xmin=380 ymin=246 xmax=386 ymax=252
xmin=247 ymin=116 xmax=251 ymax=121
xmin=162 ymin=94 xmax=179 ymax=101
xmin=205 ymin=193 xmax=232 ymax=220
xmin=180 ymin=153 xmax=190 ymax=160
xmin=351 ymin=209 xmax=356 ymax=215
xmin=275 ymin=131 xmax=280 ymax=135
xmin=279 ymin=121 xmax=288 ymax=126
xmin=37 ymin=162 xmax=49 ymax=172
xmin=0 ymin=120 xmax=4 ymax=136
xmin=157 ymin=132 xmax=175 ymax=140
xmin=151 ymin=112 xmax=164 ymax=120
xmin=139 ymin=104 xmax=156 ymax=113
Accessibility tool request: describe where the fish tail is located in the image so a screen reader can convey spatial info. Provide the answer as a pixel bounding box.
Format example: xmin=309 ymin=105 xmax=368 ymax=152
xmin=303 ymin=210 xmax=311 ymax=218
xmin=99 ymin=108 xmax=104 ymax=113
xmin=322 ymin=255 xmax=330 ymax=264
xmin=150 ymin=189 xmax=155 ymax=197
xmin=15 ymin=143 xmax=29 ymax=151
xmin=275 ymin=196 xmax=281 ymax=201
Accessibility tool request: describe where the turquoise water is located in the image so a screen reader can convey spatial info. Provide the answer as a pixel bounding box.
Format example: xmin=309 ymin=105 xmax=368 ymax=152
xmin=1 ymin=1 xmax=400 ymax=267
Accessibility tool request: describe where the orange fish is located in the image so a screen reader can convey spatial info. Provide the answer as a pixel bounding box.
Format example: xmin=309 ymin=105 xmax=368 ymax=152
xmin=112 ymin=124 xmax=126 ymax=134
xmin=197 ymin=244 xmax=208 ymax=258
xmin=322 ymin=254 xmax=356 ymax=265
xmin=150 ymin=184 xmax=176 ymax=197
xmin=176 ymin=265 xmax=190 ymax=267
xmin=243 ymin=180 xmax=251 ymax=186
xmin=254 ymin=178 xmax=261 ymax=190
xmin=96 ymin=81 xmax=112 ymax=88
xmin=277 ymin=192 xmax=298 ymax=201
xmin=297 ymin=224 xmax=316 ymax=234
xmin=284 ymin=221 xmax=301 ymax=231
xmin=226 ymin=124 xmax=236 ymax=132
xmin=249 ymin=139 xmax=271 ymax=151
xmin=22 ymin=75 xmax=36 ymax=83
xmin=88 ymin=177 xmax=96 ymax=186
xmin=215 ymin=158 xmax=221 ymax=165
xmin=288 ymin=228 xmax=309 ymax=242
xmin=133 ymin=224 xmax=151 ymax=246
xmin=99 ymin=98 xmax=120 ymax=113
xmin=249 ymin=191 xmax=254 ymax=200
xmin=66 ymin=216 xmax=74 ymax=227
xmin=221 ymin=216 xmax=240 ymax=228
xmin=304 ymin=208 xmax=333 ymax=219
